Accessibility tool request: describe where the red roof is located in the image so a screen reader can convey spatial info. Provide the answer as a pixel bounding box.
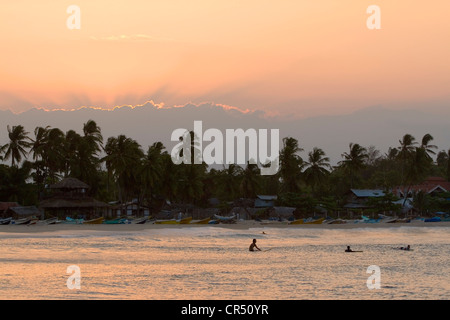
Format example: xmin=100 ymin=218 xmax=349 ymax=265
xmin=394 ymin=177 xmax=450 ymax=196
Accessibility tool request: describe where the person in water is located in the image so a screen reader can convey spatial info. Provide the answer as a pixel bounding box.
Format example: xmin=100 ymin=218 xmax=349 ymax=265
xmin=399 ymin=245 xmax=411 ymax=250
xmin=345 ymin=246 xmax=353 ymax=252
xmin=249 ymin=239 xmax=261 ymax=251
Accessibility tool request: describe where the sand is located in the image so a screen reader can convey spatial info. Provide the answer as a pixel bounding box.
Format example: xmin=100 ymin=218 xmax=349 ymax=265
xmin=0 ymin=219 xmax=449 ymax=233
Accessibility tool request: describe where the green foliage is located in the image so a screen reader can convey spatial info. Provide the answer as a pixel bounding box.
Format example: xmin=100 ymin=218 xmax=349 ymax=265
xmin=1 ymin=124 xmax=449 ymax=214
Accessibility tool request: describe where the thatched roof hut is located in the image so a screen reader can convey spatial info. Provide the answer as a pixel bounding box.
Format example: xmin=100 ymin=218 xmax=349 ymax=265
xmin=40 ymin=178 xmax=108 ymax=219
xmin=50 ymin=177 xmax=90 ymax=191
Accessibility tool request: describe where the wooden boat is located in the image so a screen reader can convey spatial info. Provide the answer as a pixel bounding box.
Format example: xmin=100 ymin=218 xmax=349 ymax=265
xmin=133 ymin=217 xmax=148 ymax=224
xmin=288 ymin=219 xmax=304 ymax=225
xmin=179 ymin=217 xmax=193 ymax=224
xmin=191 ymin=217 xmax=211 ymax=224
xmin=289 ymin=217 xmax=325 ymax=225
xmin=154 ymin=219 xmax=179 ymax=224
xmin=0 ymin=217 xmax=12 ymax=225
xmin=13 ymin=217 xmax=34 ymax=225
xmin=103 ymin=218 xmax=128 ymax=224
xmin=39 ymin=217 xmax=63 ymax=225
xmin=424 ymin=217 xmax=441 ymax=222
xmin=155 ymin=217 xmax=193 ymax=224
xmin=304 ymin=217 xmax=325 ymax=224
xmin=83 ymin=217 xmax=105 ymax=224
xmin=327 ymin=218 xmax=346 ymax=224
xmin=213 ymin=214 xmax=237 ymax=224
xmin=362 ymin=215 xmax=380 ymax=223
xmin=65 ymin=217 xmax=84 ymax=224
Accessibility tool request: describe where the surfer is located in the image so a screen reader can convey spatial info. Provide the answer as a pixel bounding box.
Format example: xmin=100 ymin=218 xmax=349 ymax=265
xmin=397 ymin=245 xmax=411 ymax=251
xmin=345 ymin=246 xmax=353 ymax=252
xmin=249 ymin=239 xmax=261 ymax=251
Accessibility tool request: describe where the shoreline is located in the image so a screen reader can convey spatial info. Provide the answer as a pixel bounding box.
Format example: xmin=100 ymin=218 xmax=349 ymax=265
xmin=0 ymin=220 xmax=449 ymax=233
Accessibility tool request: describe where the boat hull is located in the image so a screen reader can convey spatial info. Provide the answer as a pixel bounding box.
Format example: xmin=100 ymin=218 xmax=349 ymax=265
xmin=155 ymin=217 xmax=193 ymax=224
xmin=83 ymin=217 xmax=105 ymax=224
xmin=191 ymin=218 xmax=211 ymax=224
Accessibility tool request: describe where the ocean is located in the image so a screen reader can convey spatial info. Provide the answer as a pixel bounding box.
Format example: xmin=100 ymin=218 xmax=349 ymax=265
xmin=0 ymin=225 xmax=449 ymax=300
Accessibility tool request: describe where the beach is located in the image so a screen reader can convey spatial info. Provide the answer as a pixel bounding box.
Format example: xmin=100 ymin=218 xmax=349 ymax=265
xmin=1 ymin=219 xmax=449 ymax=233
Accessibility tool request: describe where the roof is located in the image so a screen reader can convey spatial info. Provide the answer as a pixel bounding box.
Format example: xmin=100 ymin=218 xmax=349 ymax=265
xmin=50 ymin=178 xmax=90 ymax=190
xmin=350 ymin=189 xmax=385 ymax=198
xmin=9 ymin=206 xmax=42 ymax=216
xmin=394 ymin=176 xmax=450 ymax=196
xmin=39 ymin=197 xmax=108 ymax=209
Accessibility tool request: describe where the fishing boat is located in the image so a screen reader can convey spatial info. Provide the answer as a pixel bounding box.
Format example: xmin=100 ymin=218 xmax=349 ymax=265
xmin=103 ymin=218 xmax=128 ymax=224
xmin=0 ymin=217 xmax=12 ymax=225
xmin=288 ymin=219 xmax=304 ymax=225
xmin=424 ymin=217 xmax=441 ymax=222
xmin=40 ymin=217 xmax=63 ymax=225
xmin=13 ymin=217 xmax=34 ymax=225
xmin=155 ymin=217 xmax=193 ymax=224
xmin=133 ymin=217 xmax=149 ymax=224
xmin=361 ymin=215 xmax=380 ymax=223
xmin=304 ymin=217 xmax=325 ymax=224
xmin=83 ymin=217 xmax=105 ymax=224
xmin=379 ymin=214 xmax=397 ymax=223
xmin=179 ymin=217 xmax=193 ymax=224
xmin=213 ymin=214 xmax=237 ymax=224
xmin=154 ymin=219 xmax=178 ymax=224
xmin=190 ymin=217 xmax=211 ymax=224
xmin=65 ymin=217 xmax=84 ymax=224
xmin=327 ymin=218 xmax=347 ymax=224
xmin=289 ymin=217 xmax=325 ymax=225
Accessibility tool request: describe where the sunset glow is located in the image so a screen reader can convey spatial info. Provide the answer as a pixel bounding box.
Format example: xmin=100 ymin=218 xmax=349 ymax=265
xmin=1 ymin=1 xmax=449 ymax=116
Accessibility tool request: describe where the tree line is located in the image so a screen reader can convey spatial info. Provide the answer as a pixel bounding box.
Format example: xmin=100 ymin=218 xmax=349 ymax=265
xmin=1 ymin=121 xmax=449 ymax=215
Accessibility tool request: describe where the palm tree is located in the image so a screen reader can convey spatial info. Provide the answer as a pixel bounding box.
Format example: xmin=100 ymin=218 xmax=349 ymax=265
xmin=338 ymin=143 xmax=367 ymax=188
xmin=397 ymin=134 xmax=417 ymax=186
xmin=102 ymin=135 xmax=144 ymax=209
xmin=30 ymin=126 xmax=50 ymax=199
xmin=240 ymin=162 xmax=260 ymax=198
xmin=43 ymin=128 xmax=66 ymax=183
xmin=419 ymin=133 xmax=437 ymax=161
xmin=140 ymin=142 xmax=165 ymax=205
xmin=303 ymin=147 xmax=331 ymax=195
xmin=219 ymin=164 xmax=244 ymax=201
xmin=279 ymin=137 xmax=303 ymax=193
xmin=83 ymin=119 xmax=103 ymax=156
xmin=1 ymin=125 xmax=32 ymax=167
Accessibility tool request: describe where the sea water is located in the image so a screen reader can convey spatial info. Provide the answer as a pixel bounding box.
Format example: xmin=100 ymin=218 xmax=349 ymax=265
xmin=0 ymin=225 xmax=448 ymax=300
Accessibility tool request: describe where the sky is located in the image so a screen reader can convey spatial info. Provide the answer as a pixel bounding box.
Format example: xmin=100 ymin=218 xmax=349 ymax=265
xmin=0 ymin=1 xmax=450 ymax=118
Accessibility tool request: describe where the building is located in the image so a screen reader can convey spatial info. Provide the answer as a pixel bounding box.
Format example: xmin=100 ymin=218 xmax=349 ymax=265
xmin=39 ymin=177 xmax=109 ymax=219
xmin=254 ymin=195 xmax=277 ymax=208
xmin=344 ymin=189 xmax=386 ymax=209
xmin=394 ymin=176 xmax=450 ymax=198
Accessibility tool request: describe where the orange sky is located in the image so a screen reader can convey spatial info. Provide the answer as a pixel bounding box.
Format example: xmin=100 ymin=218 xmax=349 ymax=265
xmin=1 ymin=0 xmax=449 ymax=117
